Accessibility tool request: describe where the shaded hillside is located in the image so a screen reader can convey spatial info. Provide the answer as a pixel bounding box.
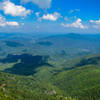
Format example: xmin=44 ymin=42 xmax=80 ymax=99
xmin=75 ymin=55 xmax=100 ymax=67
xmin=0 ymin=55 xmax=99 ymax=100
xmin=4 ymin=41 xmax=23 ymax=47
xmin=53 ymin=55 xmax=100 ymax=100
xmin=37 ymin=41 xmax=53 ymax=46
xmin=0 ymin=33 xmax=100 ymax=62
xmin=0 ymin=54 xmax=51 ymax=76
xmin=0 ymin=33 xmax=100 ymax=100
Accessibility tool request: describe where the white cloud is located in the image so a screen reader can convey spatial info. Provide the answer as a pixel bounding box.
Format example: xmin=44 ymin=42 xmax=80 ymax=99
xmin=35 ymin=12 xmax=40 ymax=17
xmin=41 ymin=12 xmax=61 ymax=21
xmin=69 ymin=9 xmax=80 ymax=14
xmin=0 ymin=14 xmax=19 ymax=27
xmin=0 ymin=1 xmax=31 ymax=17
xmin=90 ymin=19 xmax=100 ymax=29
xmin=0 ymin=14 xmax=7 ymax=27
xmin=6 ymin=22 xmax=19 ymax=26
xmin=62 ymin=18 xmax=88 ymax=29
xmin=90 ymin=19 xmax=100 ymax=24
xmin=21 ymin=0 xmax=52 ymax=9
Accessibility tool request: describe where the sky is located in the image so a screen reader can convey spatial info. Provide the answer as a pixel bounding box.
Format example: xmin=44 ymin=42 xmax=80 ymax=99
xmin=0 ymin=0 xmax=100 ymax=34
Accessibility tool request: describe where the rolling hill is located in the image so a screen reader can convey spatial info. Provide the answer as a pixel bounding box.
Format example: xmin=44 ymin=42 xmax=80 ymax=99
xmin=0 ymin=33 xmax=100 ymax=100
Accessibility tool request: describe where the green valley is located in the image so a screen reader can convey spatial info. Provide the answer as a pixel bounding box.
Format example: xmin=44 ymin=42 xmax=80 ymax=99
xmin=0 ymin=33 xmax=100 ymax=100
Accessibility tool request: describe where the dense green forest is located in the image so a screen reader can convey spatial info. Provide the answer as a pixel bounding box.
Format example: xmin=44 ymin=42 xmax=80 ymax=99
xmin=0 ymin=33 xmax=100 ymax=100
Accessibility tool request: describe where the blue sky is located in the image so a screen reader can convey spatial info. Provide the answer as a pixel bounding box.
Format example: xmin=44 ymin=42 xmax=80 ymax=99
xmin=0 ymin=0 xmax=100 ymax=34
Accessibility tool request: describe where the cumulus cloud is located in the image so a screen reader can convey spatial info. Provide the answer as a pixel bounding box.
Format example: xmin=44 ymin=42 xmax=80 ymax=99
xmin=62 ymin=18 xmax=88 ymax=29
xmin=21 ymin=0 xmax=52 ymax=9
xmin=0 ymin=14 xmax=19 ymax=27
xmin=6 ymin=22 xmax=19 ymax=26
xmin=0 ymin=1 xmax=31 ymax=17
xmin=41 ymin=12 xmax=61 ymax=21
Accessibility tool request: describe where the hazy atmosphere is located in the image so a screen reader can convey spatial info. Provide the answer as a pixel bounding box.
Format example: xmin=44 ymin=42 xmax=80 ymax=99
xmin=0 ymin=0 xmax=100 ymax=100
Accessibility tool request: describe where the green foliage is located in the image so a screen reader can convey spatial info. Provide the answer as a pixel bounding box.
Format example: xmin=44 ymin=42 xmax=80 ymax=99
xmin=0 ymin=33 xmax=100 ymax=100
xmin=53 ymin=58 xmax=100 ymax=100
xmin=0 ymin=55 xmax=100 ymax=100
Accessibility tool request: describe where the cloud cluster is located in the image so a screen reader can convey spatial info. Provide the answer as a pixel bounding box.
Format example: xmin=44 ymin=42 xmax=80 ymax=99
xmin=0 ymin=1 xmax=31 ymax=16
xmin=0 ymin=14 xmax=19 ymax=27
xmin=62 ymin=18 xmax=88 ymax=29
xmin=90 ymin=19 xmax=100 ymax=28
xmin=90 ymin=19 xmax=100 ymax=24
xmin=21 ymin=0 xmax=52 ymax=9
xmin=41 ymin=12 xmax=61 ymax=21
xmin=0 ymin=0 xmax=99 ymax=32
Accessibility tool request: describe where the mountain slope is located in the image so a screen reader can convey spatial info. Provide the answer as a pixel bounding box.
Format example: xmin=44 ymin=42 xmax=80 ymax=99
xmin=53 ymin=55 xmax=100 ymax=100
xmin=0 ymin=55 xmax=100 ymax=100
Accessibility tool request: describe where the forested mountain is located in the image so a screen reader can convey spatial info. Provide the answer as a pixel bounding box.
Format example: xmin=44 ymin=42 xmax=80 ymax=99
xmin=0 ymin=33 xmax=100 ymax=100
